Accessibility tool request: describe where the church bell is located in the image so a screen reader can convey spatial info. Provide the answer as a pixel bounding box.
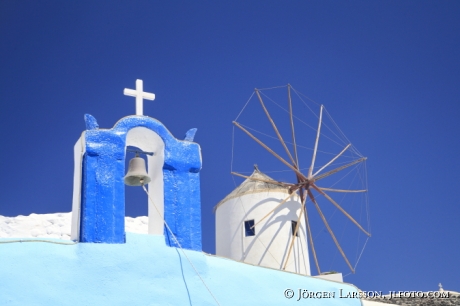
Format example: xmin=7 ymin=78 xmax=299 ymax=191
xmin=124 ymin=154 xmax=151 ymax=186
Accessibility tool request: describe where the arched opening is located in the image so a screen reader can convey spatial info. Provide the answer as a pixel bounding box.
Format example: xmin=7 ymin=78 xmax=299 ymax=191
xmin=125 ymin=127 xmax=165 ymax=235
xmin=124 ymin=146 xmax=149 ymax=232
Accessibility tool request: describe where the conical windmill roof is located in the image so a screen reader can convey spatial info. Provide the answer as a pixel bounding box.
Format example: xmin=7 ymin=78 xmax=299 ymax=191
xmin=214 ymin=166 xmax=290 ymax=212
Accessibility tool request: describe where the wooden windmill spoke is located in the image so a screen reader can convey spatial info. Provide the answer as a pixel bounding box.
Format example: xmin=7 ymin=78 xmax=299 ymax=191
xmin=312 ymin=144 xmax=351 ymax=177
xmin=316 ymin=187 xmax=367 ymax=193
xmin=308 ymin=105 xmax=323 ymax=178
xmin=302 ymin=194 xmax=321 ymax=275
xmin=233 ymin=121 xmax=307 ymax=180
xmin=311 ymin=184 xmax=370 ymax=237
xmin=282 ymin=196 xmax=305 ymax=270
xmin=288 ymin=84 xmax=300 ymax=168
xmin=255 ymin=89 xmax=297 ymax=167
xmin=231 ymin=86 xmax=370 ymax=276
xmin=307 ymin=189 xmax=355 ymax=273
xmin=312 ymin=157 xmax=366 ymax=182
xmin=250 ymin=189 xmax=300 ymax=229
xmin=230 ymin=172 xmax=293 ymax=188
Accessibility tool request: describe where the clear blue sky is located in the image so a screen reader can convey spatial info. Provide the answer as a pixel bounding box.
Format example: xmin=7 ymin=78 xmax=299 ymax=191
xmin=1 ymin=1 xmax=459 ymax=293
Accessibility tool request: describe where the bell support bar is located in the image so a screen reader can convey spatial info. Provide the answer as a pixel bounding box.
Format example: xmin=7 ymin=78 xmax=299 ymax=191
xmin=126 ymin=146 xmax=154 ymax=156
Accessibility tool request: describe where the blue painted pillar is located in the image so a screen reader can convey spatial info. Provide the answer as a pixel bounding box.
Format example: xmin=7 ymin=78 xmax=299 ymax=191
xmin=80 ymin=130 xmax=126 ymax=243
xmin=163 ymin=169 xmax=202 ymax=251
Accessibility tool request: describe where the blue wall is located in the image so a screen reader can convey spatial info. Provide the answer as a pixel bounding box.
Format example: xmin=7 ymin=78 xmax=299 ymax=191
xmin=80 ymin=115 xmax=202 ymax=250
xmin=0 ymin=234 xmax=362 ymax=306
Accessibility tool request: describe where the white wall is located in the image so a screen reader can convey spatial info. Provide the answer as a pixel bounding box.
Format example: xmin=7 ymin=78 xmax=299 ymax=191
xmin=71 ymin=132 xmax=85 ymax=241
xmin=216 ymin=190 xmax=311 ymax=275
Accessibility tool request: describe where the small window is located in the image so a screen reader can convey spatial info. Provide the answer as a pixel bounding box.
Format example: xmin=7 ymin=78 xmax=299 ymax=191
xmin=291 ymin=221 xmax=299 ymax=237
xmin=244 ymin=220 xmax=255 ymax=237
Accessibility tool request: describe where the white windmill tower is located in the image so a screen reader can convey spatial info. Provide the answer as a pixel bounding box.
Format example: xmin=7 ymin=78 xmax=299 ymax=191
xmin=215 ymin=165 xmax=311 ymax=275
xmin=215 ymin=85 xmax=370 ymax=277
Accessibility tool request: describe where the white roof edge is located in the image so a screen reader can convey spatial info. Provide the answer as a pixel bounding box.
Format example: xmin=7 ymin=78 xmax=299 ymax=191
xmin=213 ymin=168 xmax=292 ymax=212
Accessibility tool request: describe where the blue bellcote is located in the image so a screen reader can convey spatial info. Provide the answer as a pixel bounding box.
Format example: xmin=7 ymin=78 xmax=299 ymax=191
xmin=78 ymin=115 xmax=202 ymax=251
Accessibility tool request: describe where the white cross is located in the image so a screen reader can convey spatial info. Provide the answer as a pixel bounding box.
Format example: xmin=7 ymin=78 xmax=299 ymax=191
xmin=124 ymin=79 xmax=155 ymax=116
